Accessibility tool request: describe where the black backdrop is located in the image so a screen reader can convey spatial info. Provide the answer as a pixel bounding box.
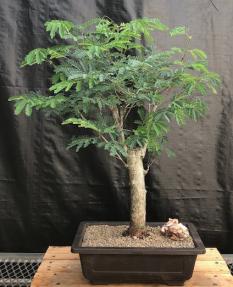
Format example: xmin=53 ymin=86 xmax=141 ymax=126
xmin=0 ymin=0 xmax=233 ymax=253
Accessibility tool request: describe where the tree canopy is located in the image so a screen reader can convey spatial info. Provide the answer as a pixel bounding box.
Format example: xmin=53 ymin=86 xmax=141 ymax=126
xmin=9 ymin=17 xmax=221 ymax=167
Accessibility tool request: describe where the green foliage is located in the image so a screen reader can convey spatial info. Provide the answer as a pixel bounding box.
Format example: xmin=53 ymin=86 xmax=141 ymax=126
xmin=21 ymin=48 xmax=48 ymax=67
xmin=67 ymin=136 xmax=99 ymax=152
xmin=62 ymin=118 xmax=101 ymax=132
xmin=170 ymin=26 xmax=186 ymax=37
xmin=9 ymin=17 xmax=221 ymax=164
xmin=189 ymin=49 xmax=207 ymax=60
xmin=9 ymin=93 xmax=66 ymax=116
xmin=45 ymin=20 xmax=75 ymax=39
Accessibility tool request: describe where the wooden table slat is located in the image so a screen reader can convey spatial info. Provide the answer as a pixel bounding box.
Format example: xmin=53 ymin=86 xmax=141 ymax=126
xmin=31 ymin=247 xmax=233 ymax=287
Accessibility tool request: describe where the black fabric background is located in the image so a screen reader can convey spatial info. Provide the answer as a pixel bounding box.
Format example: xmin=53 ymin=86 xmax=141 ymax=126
xmin=0 ymin=0 xmax=232 ymax=253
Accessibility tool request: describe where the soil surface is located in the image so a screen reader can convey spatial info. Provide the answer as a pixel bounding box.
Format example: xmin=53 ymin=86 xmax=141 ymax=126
xmin=82 ymin=225 xmax=195 ymax=248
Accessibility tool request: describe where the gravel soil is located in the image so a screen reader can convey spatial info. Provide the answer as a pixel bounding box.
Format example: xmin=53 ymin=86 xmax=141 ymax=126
xmin=82 ymin=225 xmax=195 ymax=248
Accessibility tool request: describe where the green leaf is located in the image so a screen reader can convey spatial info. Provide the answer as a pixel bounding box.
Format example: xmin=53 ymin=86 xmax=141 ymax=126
xmin=44 ymin=20 xmax=74 ymax=39
xmin=190 ymin=63 xmax=208 ymax=73
xmin=47 ymin=45 xmax=74 ymax=59
xmin=189 ymin=49 xmax=207 ymax=60
xmin=25 ymin=104 xmax=32 ymax=116
xmin=153 ymin=120 xmax=168 ymax=136
xmin=170 ymin=26 xmax=186 ymax=37
xmin=67 ymin=136 xmax=98 ymax=152
xmin=8 ymin=95 xmax=25 ymax=102
xmin=88 ymin=78 xmax=94 ymax=89
xmin=62 ymin=118 xmax=100 ymax=132
xmin=196 ymin=82 xmax=207 ymax=96
xmin=21 ymin=48 xmax=48 ymax=67
xmin=62 ymin=118 xmax=80 ymax=125
xmin=49 ymin=81 xmax=75 ymax=93
xmin=9 ymin=93 xmax=66 ymax=115
xmin=14 ymin=100 xmax=27 ymax=115
xmin=76 ymin=81 xmax=82 ymax=92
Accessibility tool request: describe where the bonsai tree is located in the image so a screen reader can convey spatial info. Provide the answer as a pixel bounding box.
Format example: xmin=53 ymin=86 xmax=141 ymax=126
xmin=9 ymin=18 xmax=220 ymax=238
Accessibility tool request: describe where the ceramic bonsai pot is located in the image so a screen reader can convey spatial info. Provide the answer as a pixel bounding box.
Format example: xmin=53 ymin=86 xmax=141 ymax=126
xmin=71 ymin=222 xmax=205 ymax=286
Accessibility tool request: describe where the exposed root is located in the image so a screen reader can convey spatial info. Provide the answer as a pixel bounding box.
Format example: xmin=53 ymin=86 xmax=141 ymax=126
xmin=122 ymin=226 xmax=150 ymax=239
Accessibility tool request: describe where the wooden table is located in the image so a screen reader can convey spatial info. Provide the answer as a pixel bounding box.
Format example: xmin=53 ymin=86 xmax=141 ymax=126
xmin=31 ymin=247 xmax=233 ymax=287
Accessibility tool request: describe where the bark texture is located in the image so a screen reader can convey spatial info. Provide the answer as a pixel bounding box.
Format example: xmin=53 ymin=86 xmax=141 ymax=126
xmin=126 ymin=148 xmax=147 ymax=236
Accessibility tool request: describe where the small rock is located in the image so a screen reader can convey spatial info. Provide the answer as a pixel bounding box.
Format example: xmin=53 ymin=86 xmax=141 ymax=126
xmin=160 ymin=218 xmax=190 ymax=241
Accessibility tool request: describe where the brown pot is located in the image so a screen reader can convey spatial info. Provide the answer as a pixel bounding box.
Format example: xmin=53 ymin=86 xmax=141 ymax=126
xmin=71 ymin=222 xmax=205 ymax=286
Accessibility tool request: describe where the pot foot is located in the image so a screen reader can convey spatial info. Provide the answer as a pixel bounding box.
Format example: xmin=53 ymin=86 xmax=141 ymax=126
xmin=165 ymin=280 xmax=185 ymax=286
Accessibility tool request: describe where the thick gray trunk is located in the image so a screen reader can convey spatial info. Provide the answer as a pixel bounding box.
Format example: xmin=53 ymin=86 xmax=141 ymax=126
xmin=127 ymin=148 xmax=146 ymax=233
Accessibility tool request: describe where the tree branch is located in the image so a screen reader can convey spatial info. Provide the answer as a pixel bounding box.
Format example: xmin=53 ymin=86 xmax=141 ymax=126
xmin=144 ymin=156 xmax=156 ymax=175
xmin=111 ymin=106 xmax=127 ymax=153
xmin=123 ymin=104 xmax=136 ymax=121
xmin=99 ymin=134 xmax=128 ymax=167
xmin=209 ymin=0 xmax=219 ymax=11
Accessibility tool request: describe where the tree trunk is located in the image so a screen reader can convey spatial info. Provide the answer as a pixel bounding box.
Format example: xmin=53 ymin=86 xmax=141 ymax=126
xmin=126 ymin=148 xmax=147 ymax=237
